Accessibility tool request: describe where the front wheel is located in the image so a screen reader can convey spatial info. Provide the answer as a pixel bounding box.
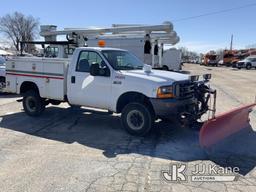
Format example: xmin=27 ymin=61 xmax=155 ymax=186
xmin=246 ymin=63 xmax=252 ymax=70
xmin=23 ymin=90 xmax=45 ymax=116
xmin=121 ymin=103 xmax=153 ymax=136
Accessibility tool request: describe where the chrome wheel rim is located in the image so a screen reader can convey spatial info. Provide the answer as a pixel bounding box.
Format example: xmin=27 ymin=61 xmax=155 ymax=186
xmin=127 ymin=110 xmax=145 ymax=130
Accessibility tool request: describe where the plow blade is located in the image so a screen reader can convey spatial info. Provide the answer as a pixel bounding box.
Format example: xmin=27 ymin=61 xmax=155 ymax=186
xmin=199 ymin=103 xmax=256 ymax=148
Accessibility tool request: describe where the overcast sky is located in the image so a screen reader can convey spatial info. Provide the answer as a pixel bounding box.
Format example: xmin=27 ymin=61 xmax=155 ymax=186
xmin=0 ymin=0 xmax=255 ymax=53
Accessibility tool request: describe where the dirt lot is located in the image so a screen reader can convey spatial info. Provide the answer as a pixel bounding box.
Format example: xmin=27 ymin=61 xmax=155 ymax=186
xmin=0 ymin=64 xmax=255 ymax=192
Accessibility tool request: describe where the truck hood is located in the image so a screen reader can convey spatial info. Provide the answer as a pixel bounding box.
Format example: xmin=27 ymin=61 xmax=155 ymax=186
xmin=120 ymin=69 xmax=189 ymax=84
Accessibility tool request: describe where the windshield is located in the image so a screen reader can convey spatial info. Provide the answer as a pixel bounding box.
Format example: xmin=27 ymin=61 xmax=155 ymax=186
xmin=102 ymin=50 xmax=144 ymax=70
xmin=45 ymin=46 xmax=59 ymax=58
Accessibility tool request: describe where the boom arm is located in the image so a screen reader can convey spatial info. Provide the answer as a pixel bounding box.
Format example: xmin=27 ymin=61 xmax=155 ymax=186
xmin=40 ymin=21 xmax=180 ymax=45
xmin=40 ymin=22 xmax=173 ymax=36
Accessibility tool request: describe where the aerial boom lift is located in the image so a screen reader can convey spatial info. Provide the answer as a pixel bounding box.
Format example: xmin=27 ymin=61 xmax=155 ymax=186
xmin=39 ymin=22 xmax=180 ymax=69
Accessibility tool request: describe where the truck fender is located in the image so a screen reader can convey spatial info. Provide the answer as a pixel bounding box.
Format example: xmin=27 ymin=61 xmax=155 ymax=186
xmin=116 ymin=91 xmax=155 ymax=115
xmin=20 ymin=81 xmax=40 ymax=96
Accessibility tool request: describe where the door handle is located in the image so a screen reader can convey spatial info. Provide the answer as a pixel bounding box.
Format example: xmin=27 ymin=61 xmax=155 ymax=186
xmin=71 ymin=76 xmax=76 ymax=84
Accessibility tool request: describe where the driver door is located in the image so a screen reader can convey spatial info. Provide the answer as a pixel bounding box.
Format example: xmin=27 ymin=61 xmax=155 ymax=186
xmin=68 ymin=50 xmax=112 ymax=109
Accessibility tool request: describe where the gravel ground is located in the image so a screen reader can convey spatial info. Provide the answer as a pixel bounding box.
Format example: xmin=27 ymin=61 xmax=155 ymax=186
xmin=0 ymin=64 xmax=255 ymax=192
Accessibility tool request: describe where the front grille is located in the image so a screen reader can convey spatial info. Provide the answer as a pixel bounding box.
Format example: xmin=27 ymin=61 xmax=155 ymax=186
xmin=175 ymin=81 xmax=195 ymax=99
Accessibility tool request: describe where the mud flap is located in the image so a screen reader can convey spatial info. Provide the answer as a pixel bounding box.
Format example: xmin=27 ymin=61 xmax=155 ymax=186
xmin=199 ymin=103 xmax=256 ymax=148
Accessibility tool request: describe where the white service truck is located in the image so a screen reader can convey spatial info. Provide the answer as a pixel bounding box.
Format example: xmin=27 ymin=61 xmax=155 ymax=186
xmin=162 ymin=48 xmax=182 ymax=71
xmin=6 ymin=47 xmax=215 ymax=135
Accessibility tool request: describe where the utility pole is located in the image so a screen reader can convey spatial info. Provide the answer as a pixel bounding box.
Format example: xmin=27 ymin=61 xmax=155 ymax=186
xmin=230 ymin=34 xmax=233 ymax=50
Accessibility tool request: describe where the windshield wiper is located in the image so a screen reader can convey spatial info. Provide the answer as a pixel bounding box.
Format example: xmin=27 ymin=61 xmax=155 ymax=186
xmin=117 ymin=66 xmax=136 ymax=70
xmin=117 ymin=65 xmax=143 ymax=70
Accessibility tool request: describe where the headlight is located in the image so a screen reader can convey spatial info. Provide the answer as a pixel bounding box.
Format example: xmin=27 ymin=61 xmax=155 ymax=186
xmin=157 ymin=85 xmax=174 ymax=99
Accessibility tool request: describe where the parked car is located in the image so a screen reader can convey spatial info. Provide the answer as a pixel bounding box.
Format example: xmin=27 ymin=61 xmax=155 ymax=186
xmin=236 ymin=56 xmax=256 ymax=70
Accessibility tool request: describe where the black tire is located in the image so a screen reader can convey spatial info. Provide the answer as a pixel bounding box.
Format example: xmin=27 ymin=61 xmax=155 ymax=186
xmin=121 ymin=102 xmax=153 ymax=136
xmin=0 ymin=77 xmax=5 ymax=90
xmin=246 ymin=63 xmax=252 ymax=70
xmin=23 ymin=90 xmax=45 ymax=116
xmin=162 ymin=65 xmax=169 ymax=71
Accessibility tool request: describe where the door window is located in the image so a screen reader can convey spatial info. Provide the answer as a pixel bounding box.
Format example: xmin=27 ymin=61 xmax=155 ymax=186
xmin=76 ymin=51 xmax=105 ymax=72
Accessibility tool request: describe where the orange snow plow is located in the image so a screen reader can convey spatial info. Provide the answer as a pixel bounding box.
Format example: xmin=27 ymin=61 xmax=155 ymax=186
xmin=199 ymin=103 xmax=256 ymax=148
xmin=176 ymin=74 xmax=255 ymax=150
xmin=185 ymin=74 xmax=256 ymax=148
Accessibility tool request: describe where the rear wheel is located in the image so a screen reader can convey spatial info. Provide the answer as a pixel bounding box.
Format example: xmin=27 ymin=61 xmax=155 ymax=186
xmin=232 ymin=62 xmax=237 ymax=68
xmin=162 ymin=65 xmax=169 ymax=71
xmin=121 ymin=102 xmax=153 ymax=136
xmin=0 ymin=77 xmax=5 ymax=90
xmin=23 ymin=90 xmax=45 ymax=116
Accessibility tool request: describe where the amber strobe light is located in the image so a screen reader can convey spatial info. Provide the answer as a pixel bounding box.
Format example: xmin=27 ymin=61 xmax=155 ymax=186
xmin=98 ymin=40 xmax=106 ymax=47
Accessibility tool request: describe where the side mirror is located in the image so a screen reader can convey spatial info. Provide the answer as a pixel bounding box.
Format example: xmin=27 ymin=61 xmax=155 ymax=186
xmin=90 ymin=63 xmax=100 ymax=76
xmin=99 ymin=67 xmax=110 ymax=77
xmin=90 ymin=63 xmax=110 ymax=77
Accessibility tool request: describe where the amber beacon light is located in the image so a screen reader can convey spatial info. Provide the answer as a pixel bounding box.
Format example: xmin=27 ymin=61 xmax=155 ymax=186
xmin=98 ymin=40 xmax=106 ymax=47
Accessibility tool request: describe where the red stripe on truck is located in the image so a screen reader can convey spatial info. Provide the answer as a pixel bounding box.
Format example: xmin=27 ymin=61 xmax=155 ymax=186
xmin=6 ymin=73 xmax=64 ymax=80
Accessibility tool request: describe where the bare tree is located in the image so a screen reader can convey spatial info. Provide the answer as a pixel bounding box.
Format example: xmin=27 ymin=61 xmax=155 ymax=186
xmin=0 ymin=12 xmax=39 ymax=53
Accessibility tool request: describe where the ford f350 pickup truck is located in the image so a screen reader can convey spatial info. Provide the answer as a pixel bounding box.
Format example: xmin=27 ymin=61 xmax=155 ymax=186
xmin=6 ymin=47 xmax=215 ymax=135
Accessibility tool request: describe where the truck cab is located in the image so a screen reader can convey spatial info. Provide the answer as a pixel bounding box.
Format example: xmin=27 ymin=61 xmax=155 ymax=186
xmin=66 ymin=47 xmax=205 ymax=135
xmin=67 ymin=47 xmax=191 ymax=111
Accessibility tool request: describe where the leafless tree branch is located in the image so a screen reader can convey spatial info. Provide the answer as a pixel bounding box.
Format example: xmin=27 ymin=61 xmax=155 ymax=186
xmin=0 ymin=12 xmax=39 ymax=52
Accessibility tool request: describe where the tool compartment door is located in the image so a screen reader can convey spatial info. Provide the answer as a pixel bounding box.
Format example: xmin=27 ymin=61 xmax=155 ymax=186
xmin=43 ymin=59 xmax=68 ymax=100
